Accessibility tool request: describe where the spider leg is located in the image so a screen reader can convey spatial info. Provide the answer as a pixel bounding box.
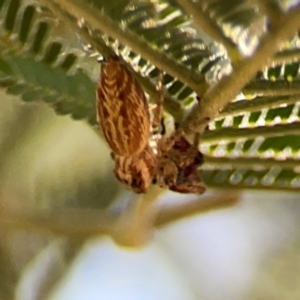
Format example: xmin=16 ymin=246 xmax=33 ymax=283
xmin=177 ymin=132 xmax=202 ymax=168
xmin=160 ymin=117 xmax=166 ymax=135
xmin=155 ymin=157 xmax=178 ymax=188
xmin=161 ymin=132 xmax=202 ymax=169
xmin=157 ymin=128 xmax=184 ymax=154
xmin=183 ymin=132 xmax=202 ymax=166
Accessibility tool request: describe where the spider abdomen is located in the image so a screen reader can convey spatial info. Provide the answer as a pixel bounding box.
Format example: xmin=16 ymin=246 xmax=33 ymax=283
xmin=113 ymin=145 xmax=157 ymax=193
xmin=96 ymin=58 xmax=150 ymax=156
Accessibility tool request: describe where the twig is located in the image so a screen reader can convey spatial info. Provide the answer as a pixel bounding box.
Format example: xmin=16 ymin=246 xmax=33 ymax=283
xmin=0 ymin=189 xmax=241 ymax=243
xmin=110 ymin=186 xmax=163 ymax=247
xmin=0 ymin=207 xmax=117 ymax=237
xmin=155 ymin=192 xmax=239 ymax=227
xmin=0 ymin=187 xmax=163 ymax=247
xmin=183 ymin=4 xmax=300 ymax=134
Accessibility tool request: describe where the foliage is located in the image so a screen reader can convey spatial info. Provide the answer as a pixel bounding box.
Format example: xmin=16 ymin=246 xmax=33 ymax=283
xmin=0 ymin=0 xmax=300 ymax=297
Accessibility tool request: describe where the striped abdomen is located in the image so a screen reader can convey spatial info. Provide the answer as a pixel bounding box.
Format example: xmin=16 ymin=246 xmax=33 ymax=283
xmin=113 ymin=145 xmax=157 ymax=193
xmin=96 ymin=59 xmax=150 ymax=156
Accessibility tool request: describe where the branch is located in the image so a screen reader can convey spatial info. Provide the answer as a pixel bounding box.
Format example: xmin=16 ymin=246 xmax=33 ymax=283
xmin=0 ymin=189 xmax=241 ymax=245
xmin=183 ymin=4 xmax=300 ymax=134
xmin=0 ymin=207 xmax=117 ymax=237
xmin=202 ymin=122 xmax=300 ymax=143
xmin=155 ymin=192 xmax=239 ymax=227
xmin=0 ymin=187 xmax=163 ymax=248
xmin=110 ymin=186 xmax=163 ymax=247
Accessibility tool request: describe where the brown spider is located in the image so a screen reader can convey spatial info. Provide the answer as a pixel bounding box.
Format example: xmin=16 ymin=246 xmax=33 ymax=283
xmin=111 ymin=72 xmax=206 ymax=194
xmin=112 ymin=128 xmax=205 ymax=194
xmin=96 ymin=56 xmax=205 ymax=194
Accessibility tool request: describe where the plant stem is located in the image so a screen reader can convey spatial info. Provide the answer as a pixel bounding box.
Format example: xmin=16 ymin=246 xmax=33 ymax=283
xmin=0 ymin=188 xmax=163 ymax=247
xmin=0 ymin=208 xmax=117 ymax=237
xmin=155 ymin=192 xmax=239 ymax=227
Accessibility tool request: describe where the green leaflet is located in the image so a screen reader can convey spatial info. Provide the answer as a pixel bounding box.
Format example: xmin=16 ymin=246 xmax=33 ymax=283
xmin=3 ymin=53 xmax=96 ymax=124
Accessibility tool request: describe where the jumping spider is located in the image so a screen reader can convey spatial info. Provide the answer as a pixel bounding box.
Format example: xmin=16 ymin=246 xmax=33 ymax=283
xmin=111 ymin=71 xmax=206 ymax=194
